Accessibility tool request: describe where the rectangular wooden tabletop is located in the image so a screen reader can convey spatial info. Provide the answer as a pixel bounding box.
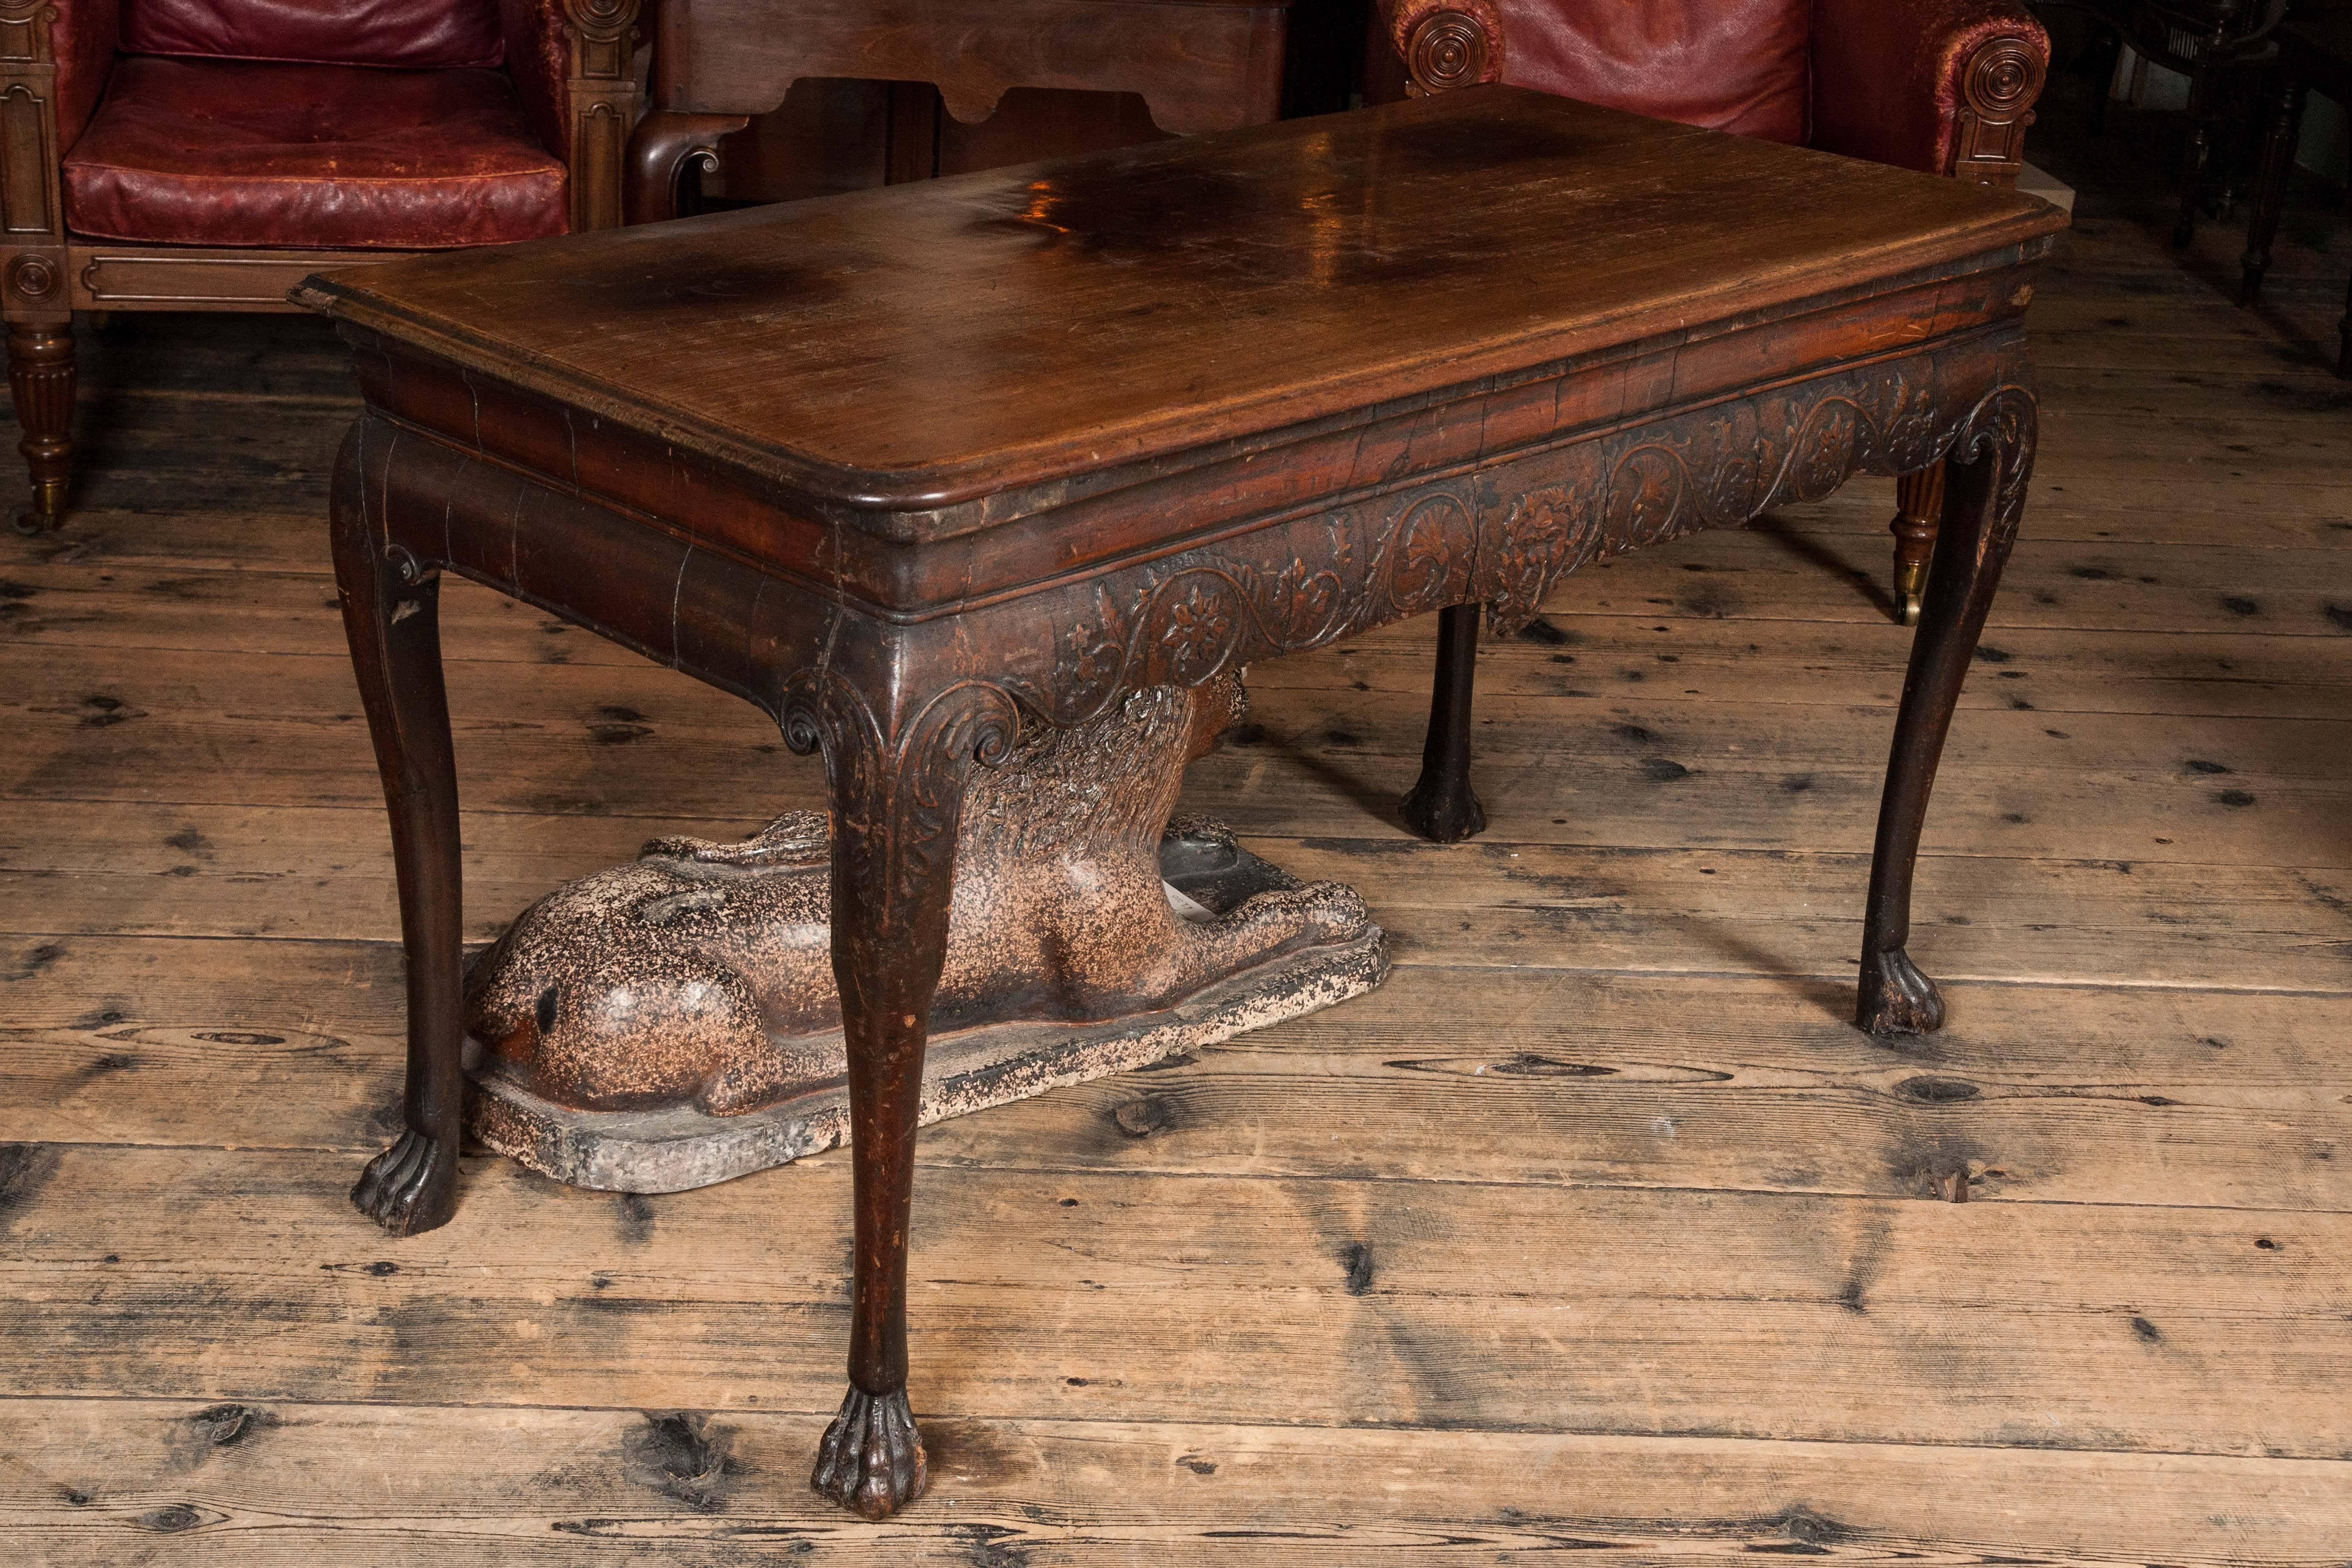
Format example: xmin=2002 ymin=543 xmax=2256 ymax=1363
xmin=302 ymin=87 xmax=2065 ymax=518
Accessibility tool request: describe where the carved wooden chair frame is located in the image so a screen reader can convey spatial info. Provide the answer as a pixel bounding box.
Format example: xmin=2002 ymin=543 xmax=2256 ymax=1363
xmin=1383 ymin=2 xmax=2048 ymax=624
xmin=0 ymin=0 xmax=644 ymax=530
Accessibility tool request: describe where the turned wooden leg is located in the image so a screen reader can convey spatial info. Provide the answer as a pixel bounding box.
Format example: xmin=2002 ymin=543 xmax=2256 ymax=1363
xmin=332 ymin=427 xmax=465 ymax=1234
xmin=624 ymin=110 xmax=752 ymax=225
xmin=1888 ymin=465 xmax=1944 ymax=626
xmin=1400 ymin=602 xmax=1487 ymax=842
xmin=795 ymin=679 xmax=1006 ymax=1519
xmin=2086 ymin=27 xmax=2117 ymax=137
xmin=9 ymin=321 xmax=75 ymax=532
xmin=2241 ymin=78 xmax=2305 ymax=306
xmin=2338 ymin=266 xmax=2352 ymax=379
xmin=2175 ymin=66 xmax=2214 ymax=249
xmin=1857 ymin=390 xmax=2037 ymax=1037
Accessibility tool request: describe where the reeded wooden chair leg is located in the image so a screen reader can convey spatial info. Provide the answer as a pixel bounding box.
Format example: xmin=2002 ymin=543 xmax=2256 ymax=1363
xmin=8 ymin=320 xmax=76 ymax=533
xmin=1889 ymin=463 xmax=1944 ymax=626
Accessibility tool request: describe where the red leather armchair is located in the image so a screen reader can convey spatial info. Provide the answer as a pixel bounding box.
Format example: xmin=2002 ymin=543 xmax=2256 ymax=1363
xmin=0 ymin=0 xmax=644 ymax=530
xmin=1375 ymin=0 xmax=2051 ymax=623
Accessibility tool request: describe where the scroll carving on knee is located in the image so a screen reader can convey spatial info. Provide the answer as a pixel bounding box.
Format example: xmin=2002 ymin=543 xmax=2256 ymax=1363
xmin=465 ymin=673 xmax=1377 ymax=1138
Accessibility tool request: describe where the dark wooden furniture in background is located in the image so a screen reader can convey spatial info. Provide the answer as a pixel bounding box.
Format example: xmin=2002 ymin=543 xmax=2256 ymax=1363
xmin=0 ymin=0 xmax=641 ymax=532
xmin=626 ymin=0 xmax=1291 ymax=222
xmin=2044 ymin=0 xmax=2285 ymax=244
xmin=1372 ymin=0 xmax=2051 ymax=627
xmin=301 ymin=88 xmax=2063 ymax=1518
xmin=2240 ymin=9 xmax=2352 ymax=372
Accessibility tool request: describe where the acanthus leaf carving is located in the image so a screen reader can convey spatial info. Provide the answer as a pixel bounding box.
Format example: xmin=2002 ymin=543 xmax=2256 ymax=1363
xmin=997 ymin=334 xmax=2031 ymax=708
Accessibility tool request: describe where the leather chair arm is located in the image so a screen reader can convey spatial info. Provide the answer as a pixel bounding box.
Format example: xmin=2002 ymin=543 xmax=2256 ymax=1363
xmin=1811 ymin=0 xmax=2049 ymax=183
xmin=25 ymin=0 xmax=123 ymax=154
xmin=1377 ymin=0 xmax=1505 ymax=96
xmin=500 ymin=0 xmax=640 ymax=230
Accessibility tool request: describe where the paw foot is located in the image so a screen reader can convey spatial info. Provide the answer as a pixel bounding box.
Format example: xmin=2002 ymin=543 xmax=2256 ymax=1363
xmin=1856 ymin=947 xmax=1944 ymax=1037
xmin=811 ymin=1385 xmax=927 ymax=1519
xmin=351 ymin=1128 xmax=458 ymax=1236
xmin=1296 ymin=881 xmax=1372 ymax=945
xmin=1400 ymin=771 xmax=1485 ymax=844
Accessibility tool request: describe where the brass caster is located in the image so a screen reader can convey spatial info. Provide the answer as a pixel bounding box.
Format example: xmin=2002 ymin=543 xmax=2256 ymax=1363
xmin=1893 ymin=559 xmax=1929 ymax=627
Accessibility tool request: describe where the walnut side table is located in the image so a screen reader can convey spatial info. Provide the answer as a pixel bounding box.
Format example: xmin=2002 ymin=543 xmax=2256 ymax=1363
xmin=300 ymin=88 xmax=2067 ymax=1520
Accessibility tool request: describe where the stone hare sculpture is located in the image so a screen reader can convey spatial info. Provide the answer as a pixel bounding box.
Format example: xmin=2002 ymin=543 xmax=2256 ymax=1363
xmin=462 ymin=673 xmax=1377 ymax=1136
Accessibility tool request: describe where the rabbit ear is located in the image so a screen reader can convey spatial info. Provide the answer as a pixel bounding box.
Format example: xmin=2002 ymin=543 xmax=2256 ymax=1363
xmin=754 ymin=809 xmax=831 ymax=845
xmin=639 ymin=835 xmax=710 ymax=862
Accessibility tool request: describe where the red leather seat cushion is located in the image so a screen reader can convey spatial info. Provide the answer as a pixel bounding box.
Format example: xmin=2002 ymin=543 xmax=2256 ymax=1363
xmin=1500 ymin=0 xmax=1812 ymax=145
xmin=62 ymin=57 xmax=568 ymax=249
xmin=121 ymin=0 xmax=503 ymax=71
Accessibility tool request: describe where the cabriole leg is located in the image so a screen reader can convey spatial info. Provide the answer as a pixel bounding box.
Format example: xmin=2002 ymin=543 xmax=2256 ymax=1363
xmin=9 ymin=321 xmax=75 ymax=532
xmin=798 ymin=682 xmax=999 ymax=1518
xmin=1857 ymin=391 xmax=2037 ymax=1036
xmin=333 ymin=432 xmax=465 ymax=1234
xmin=1400 ymin=602 xmax=1487 ymax=842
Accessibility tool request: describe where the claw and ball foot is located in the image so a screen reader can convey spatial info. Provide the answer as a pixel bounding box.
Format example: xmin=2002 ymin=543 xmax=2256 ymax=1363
xmin=1855 ymin=947 xmax=1945 ymax=1037
xmin=812 ymin=1385 xmax=928 ymax=1519
xmin=350 ymin=1128 xmax=458 ymax=1235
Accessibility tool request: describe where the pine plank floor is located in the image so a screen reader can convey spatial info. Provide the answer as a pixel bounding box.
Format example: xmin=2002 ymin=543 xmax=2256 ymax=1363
xmin=4 ymin=97 xmax=2351 ymax=1563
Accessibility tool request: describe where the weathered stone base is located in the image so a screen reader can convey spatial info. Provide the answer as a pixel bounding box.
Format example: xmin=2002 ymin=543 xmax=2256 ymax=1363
xmin=465 ymin=838 xmax=1387 ymax=1193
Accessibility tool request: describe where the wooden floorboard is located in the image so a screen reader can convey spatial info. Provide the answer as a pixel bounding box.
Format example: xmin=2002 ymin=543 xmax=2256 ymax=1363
xmin=4 ymin=89 xmax=2352 ymax=1563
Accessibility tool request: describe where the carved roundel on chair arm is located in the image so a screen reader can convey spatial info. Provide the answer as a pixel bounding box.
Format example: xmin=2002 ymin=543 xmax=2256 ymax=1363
xmin=6 ymin=252 xmax=58 ymax=303
xmin=1386 ymin=0 xmax=1503 ymax=94
xmin=1962 ymin=36 xmax=2046 ymax=120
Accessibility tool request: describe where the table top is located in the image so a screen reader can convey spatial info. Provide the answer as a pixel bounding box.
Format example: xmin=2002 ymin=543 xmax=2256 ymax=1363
xmin=303 ymin=88 xmax=2063 ymax=520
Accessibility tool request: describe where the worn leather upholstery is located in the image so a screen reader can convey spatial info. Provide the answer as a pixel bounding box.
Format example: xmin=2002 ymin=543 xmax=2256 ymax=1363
xmin=120 ymin=0 xmax=503 ymax=70
xmin=51 ymin=0 xmax=125 ymax=153
xmin=1500 ymin=0 xmax=1812 ymax=144
xmin=61 ymin=56 xmax=567 ymax=248
xmin=1813 ymin=0 xmax=2049 ymax=175
xmin=499 ymin=0 xmax=573 ymax=160
xmin=1378 ymin=0 xmax=2047 ymax=173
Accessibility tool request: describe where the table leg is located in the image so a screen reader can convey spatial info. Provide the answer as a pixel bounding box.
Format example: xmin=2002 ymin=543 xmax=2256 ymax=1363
xmin=2241 ymin=77 xmax=2306 ymax=307
xmin=1401 ymin=602 xmax=1487 ymax=842
xmin=798 ymin=681 xmax=1004 ymax=1518
xmin=1856 ymin=389 xmax=2037 ymax=1037
xmin=332 ymin=442 xmax=465 ymax=1234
